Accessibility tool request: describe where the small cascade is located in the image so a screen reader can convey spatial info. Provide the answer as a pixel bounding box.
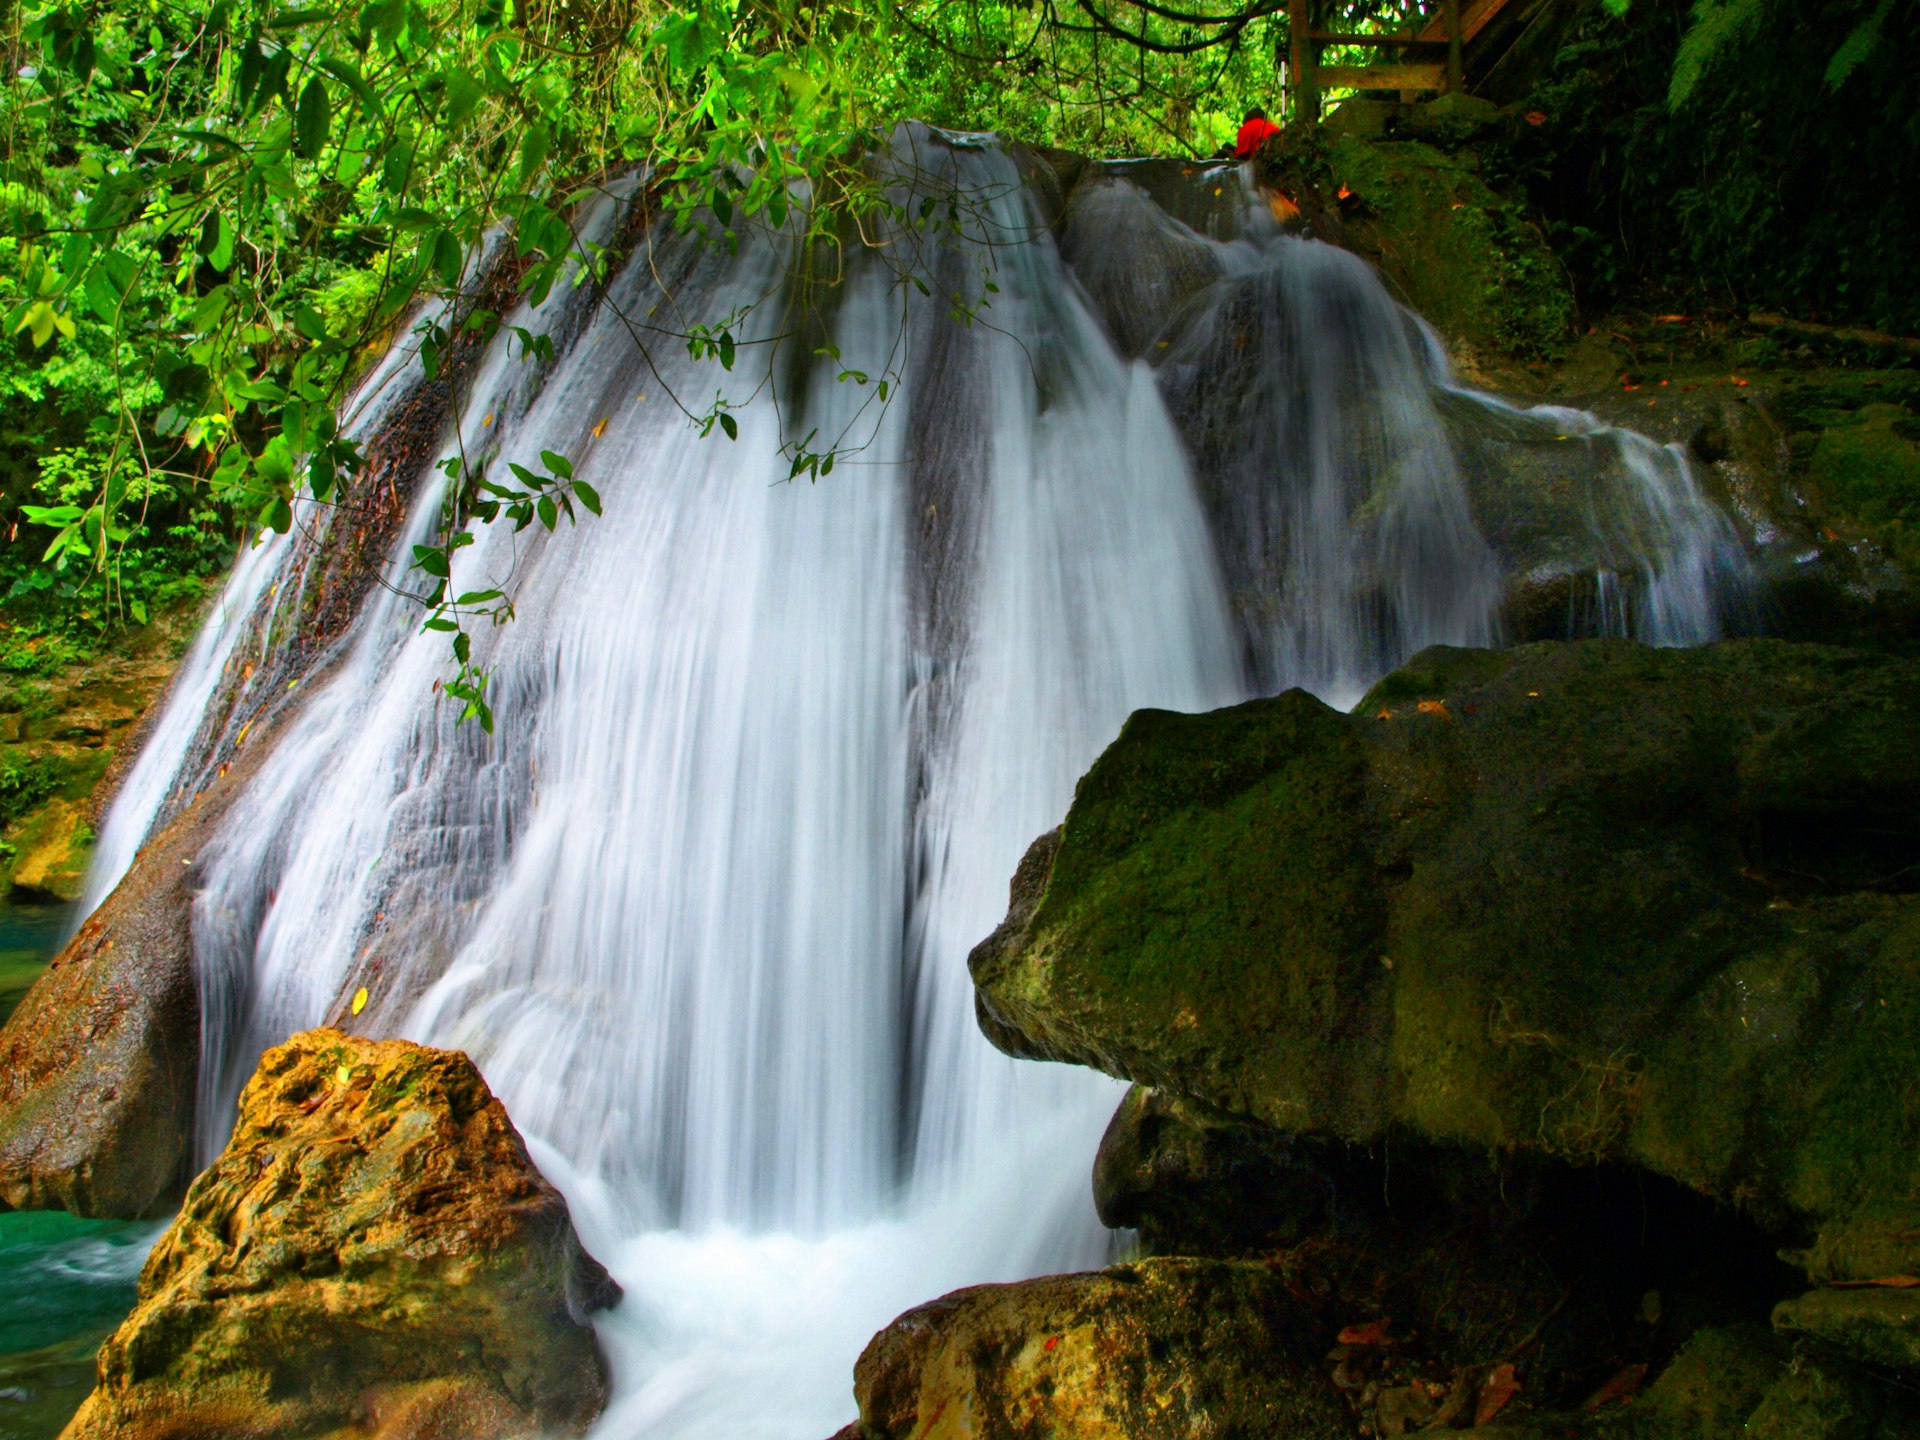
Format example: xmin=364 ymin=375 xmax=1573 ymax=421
xmin=81 ymin=127 xmax=1763 ymax=1438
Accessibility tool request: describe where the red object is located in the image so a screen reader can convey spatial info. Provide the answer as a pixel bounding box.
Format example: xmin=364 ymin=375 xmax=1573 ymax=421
xmin=1234 ymin=116 xmax=1282 ymax=158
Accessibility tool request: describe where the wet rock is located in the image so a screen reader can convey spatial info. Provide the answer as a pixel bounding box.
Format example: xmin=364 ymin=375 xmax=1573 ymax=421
xmin=0 ymin=765 xmax=255 ymax=1216
xmin=63 ymin=1027 xmax=619 ymax=1440
xmin=1092 ymin=1085 xmax=1328 ymax=1254
xmin=1059 ymin=175 xmax=1224 ymax=357
xmin=970 ymin=639 xmax=1920 ymax=1287
xmin=1304 ymin=135 xmax=1574 ymax=359
xmin=847 ymin=1257 xmax=1346 ymax=1440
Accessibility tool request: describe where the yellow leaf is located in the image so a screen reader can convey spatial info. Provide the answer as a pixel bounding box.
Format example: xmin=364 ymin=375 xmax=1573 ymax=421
xmin=351 ymin=986 xmax=369 ymax=1016
xmin=592 ymin=417 xmax=609 ymax=439
xmin=335 ymin=1064 xmax=352 ymax=1086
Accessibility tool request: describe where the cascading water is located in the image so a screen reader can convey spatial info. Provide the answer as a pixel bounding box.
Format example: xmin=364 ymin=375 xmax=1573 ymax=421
xmin=80 ymin=126 xmax=1758 ymax=1437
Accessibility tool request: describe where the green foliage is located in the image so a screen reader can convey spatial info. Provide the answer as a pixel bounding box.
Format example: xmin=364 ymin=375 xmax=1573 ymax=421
xmin=1493 ymin=0 xmax=1920 ymax=333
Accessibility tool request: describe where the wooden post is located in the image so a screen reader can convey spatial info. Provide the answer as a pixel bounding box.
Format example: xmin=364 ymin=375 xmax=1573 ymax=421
xmin=1289 ymin=0 xmax=1317 ymax=125
xmin=1445 ymin=0 xmax=1464 ymax=93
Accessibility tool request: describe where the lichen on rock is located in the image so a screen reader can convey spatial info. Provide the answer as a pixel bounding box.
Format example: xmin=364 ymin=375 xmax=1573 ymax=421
xmin=971 ymin=639 xmax=1920 ymax=1291
xmin=61 ymin=1027 xmax=620 ymax=1440
xmin=842 ymin=1257 xmax=1347 ymax=1440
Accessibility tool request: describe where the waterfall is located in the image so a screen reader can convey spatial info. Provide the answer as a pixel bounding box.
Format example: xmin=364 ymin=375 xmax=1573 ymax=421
xmin=81 ymin=127 xmax=1756 ymax=1438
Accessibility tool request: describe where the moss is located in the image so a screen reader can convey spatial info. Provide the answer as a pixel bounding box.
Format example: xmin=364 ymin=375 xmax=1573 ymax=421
xmin=1026 ymin=691 xmax=1387 ymax=1127
xmin=974 ymin=640 xmax=1920 ymax=1283
xmin=1325 ymin=136 xmax=1575 ymax=360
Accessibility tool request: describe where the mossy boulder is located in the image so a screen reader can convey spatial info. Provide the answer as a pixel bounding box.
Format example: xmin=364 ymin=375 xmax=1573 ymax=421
xmin=62 ymin=1027 xmax=619 ymax=1440
xmin=1263 ymin=134 xmax=1574 ymax=361
xmin=841 ymin=1257 xmax=1346 ymax=1440
xmin=971 ymin=639 xmax=1920 ymax=1289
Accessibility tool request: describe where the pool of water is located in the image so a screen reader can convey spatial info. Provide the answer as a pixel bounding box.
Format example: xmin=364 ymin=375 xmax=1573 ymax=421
xmin=0 ymin=899 xmax=69 ymax=1027
xmin=0 ymin=1212 xmax=161 ymax=1440
xmin=0 ymin=897 xmax=159 ymax=1440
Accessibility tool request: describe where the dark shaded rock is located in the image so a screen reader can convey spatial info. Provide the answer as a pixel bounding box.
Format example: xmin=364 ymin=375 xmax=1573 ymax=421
xmin=0 ymin=741 xmax=266 ymax=1217
xmin=1092 ymin=1085 xmax=1328 ymax=1253
xmin=970 ymin=640 xmax=1920 ymax=1287
xmin=847 ymin=1257 xmax=1347 ymax=1440
xmin=1774 ymin=1286 xmax=1920 ymax=1372
xmin=62 ymin=1027 xmax=618 ymax=1440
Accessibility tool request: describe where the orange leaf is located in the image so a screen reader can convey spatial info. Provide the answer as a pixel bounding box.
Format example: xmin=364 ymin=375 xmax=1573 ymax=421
xmin=1582 ymin=1362 xmax=1647 ymax=1410
xmin=1476 ymin=1363 xmax=1520 ymax=1426
xmin=1337 ymin=1319 xmax=1392 ymax=1346
xmin=1043 ymin=1334 xmax=1060 ymax=1351
xmin=1831 ymin=1275 xmax=1920 ymax=1288
xmin=1525 ymin=110 xmax=1547 ymax=125
xmin=1415 ymin=699 xmax=1450 ymax=719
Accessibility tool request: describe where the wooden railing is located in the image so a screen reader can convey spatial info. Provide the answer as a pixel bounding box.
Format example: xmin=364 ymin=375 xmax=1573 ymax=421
xmin=1288 ymin=0 xmax=1516 ymax=118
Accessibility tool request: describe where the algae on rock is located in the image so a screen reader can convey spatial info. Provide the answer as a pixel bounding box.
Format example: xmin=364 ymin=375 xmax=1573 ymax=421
xmin=971 ymin=639 xmax=1920 ymax=1286
xmin=841 ymin=1257 xmax=1347 ymax=1440
xmin=63 ymin=1027 xmax=619 ymax=1440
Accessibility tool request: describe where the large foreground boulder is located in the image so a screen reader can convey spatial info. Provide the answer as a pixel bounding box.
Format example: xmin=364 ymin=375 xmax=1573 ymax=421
xmin=62 ymin=1028 xmax=619 ymax=1440
xmin=970 ymin=639 xmax=1920 ymax=1287
xmin=841 ymin=1257 xmax=1347 ymax=1440
xmin=0 ymin=763 xmax=258 ymax=1217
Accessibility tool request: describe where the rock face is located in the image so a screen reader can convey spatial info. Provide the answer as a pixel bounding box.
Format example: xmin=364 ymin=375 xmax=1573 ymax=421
xmin=971 ymin=639 xmax=1920 ymax=1285
xmin=0 ymin=771 xmax=250 ymax=1217
xmin=63 ymin=1028 xmax=619 ymax=1440
xmin=844 ymin=1257 xmax=1347 ymax=1440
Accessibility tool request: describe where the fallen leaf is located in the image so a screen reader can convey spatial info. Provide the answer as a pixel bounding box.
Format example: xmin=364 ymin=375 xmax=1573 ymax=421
xmin=592 ymin=417 xmax=609 ymax=439
xmin=1415 ymin=699 xmax=1450 ymax=719
xmin=1582 ymin=1362 xmax=1647 ymax=1410
xmin=1338 ymin=1319 xmax=1392 ymax=1347
xmin=334 ymin=1064 xmax=353 ymax=1087
xmin=1831 ymin=1275 xmax=1920 ymax=1288
xmin=1525 ymin=110 xmax=1547 ymax=125
xmin=351 ymin=986 xmax=369 ymax=1016
xmin=1043 ymin=1335 xmax=1060 ymax=1352
xmin=1377 ymin=707 xmax=1393 ymax=720
xmin=1475 ymin=1363 xmax=1520 ymax=1426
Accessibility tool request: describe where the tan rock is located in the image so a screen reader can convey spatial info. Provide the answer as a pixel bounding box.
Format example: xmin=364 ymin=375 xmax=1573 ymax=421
xmin=63 ymin=1027 xmax=620 ymax=1440
xmin=848 ymin=1257 xmax=1346 ymax=1440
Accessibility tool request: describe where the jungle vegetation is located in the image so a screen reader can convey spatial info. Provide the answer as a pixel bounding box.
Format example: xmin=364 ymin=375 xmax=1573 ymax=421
xmin=0 ymin=0 xmax=1908 ymax=698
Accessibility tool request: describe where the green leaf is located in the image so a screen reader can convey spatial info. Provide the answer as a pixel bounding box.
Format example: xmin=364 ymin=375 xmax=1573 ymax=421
xmin=518 ymin=124 xmax=551 ymax=185
xmin=539 ymin=449 xmax=572 ymax=478
xmin=718 ymin=411 xmax=738 ymax=441
xmin=296 ymin=75 xmax=332 ymax=160
xmin=537 ymin=495 xmax=557 ymax=529
xmin=454 ymin=589 xmax=504 ymax=604
xmin=411 ymin=545 xmax=450 ymax=577
xmin=293 ymin=303 xmax=329 ymax=341
xmin=432 ymin=229 xmax=464 ymax=289
xmin=452 ymin=630 xmax=471 ymax=663
xmin=266 ymin=496 xmax=294 ymax=533
xmin=1825 ymin=0 xmax=1890 ymax=89
xmin=572 ymin=480 xmax=601 ymax=516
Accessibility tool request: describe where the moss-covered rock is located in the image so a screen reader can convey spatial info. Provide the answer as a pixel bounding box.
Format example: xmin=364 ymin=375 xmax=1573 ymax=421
xmin=1092 ymin=1085 xmax=1326 ymax=1254
xmin=972 ymin=640 xmax=1920 ymax=1290
xmin=62 ymin=1027 xmax=619 ymax=1440
xmin=843 ymin=1257 xmax=1347 ymax=1440
xmin=0 ymin=612 xmax=201 ymax=901
xmin=1264 ymin=133 xmax=1575 ymax=361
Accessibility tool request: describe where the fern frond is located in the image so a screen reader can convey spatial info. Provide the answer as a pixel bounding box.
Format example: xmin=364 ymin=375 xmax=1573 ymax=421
xmin=1825 ymin=0 xmax=1891 ymax=90
xmin=1667 ymin=0 xmax=1774 ymax=110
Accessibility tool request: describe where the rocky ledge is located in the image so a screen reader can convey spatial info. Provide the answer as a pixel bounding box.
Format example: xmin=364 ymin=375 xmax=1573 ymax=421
xmin=840 ymin=637 xmax=1920 ymax=1438
xmin=62 ymin=1028 xmax=619 ymax=1440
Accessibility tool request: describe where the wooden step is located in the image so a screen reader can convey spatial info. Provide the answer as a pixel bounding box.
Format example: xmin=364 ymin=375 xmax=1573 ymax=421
xmin=1415 ymin=0 xmax=1515 ymax=46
